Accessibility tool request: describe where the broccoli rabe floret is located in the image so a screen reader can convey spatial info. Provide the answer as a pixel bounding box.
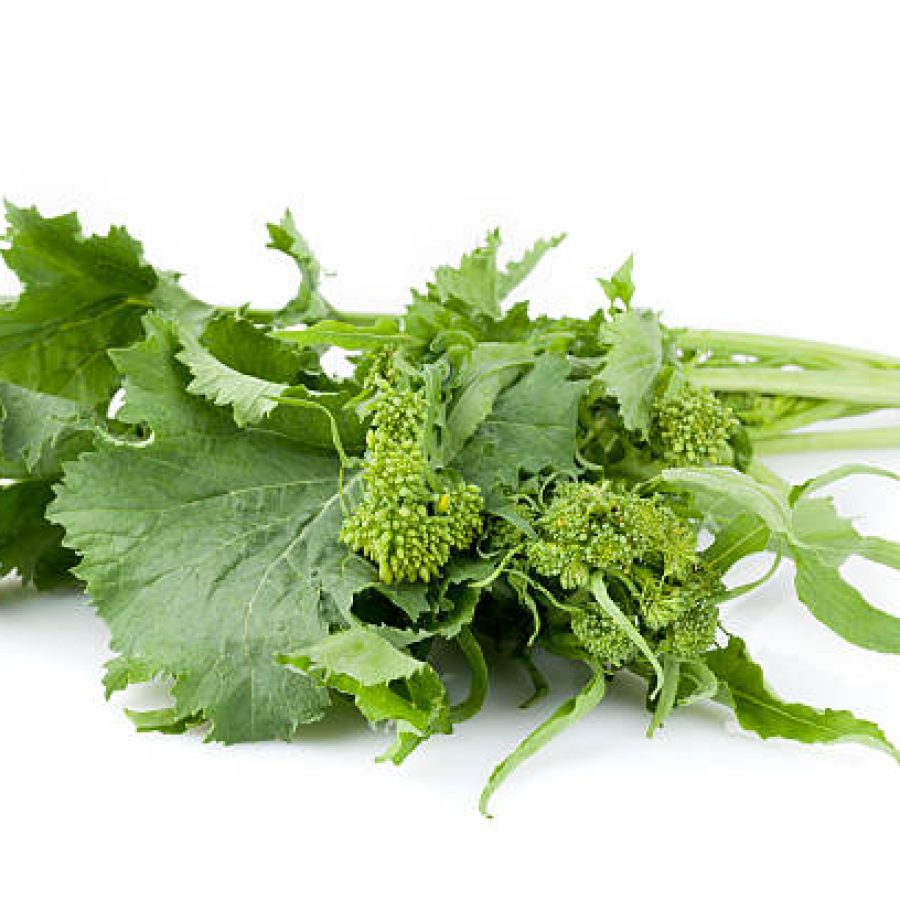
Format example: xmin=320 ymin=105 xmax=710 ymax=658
xmin=340 ymin=366 xmax=483 ymax=584
xmin=652 ymin=383 xmax=738 ymax=465
xmin=525 ymin=481 xmax=697 ymax=588
xmin=662 ymin=600 xmax=719 ymax=658
xmin=570 ymin=606 xmax=636 ymax=668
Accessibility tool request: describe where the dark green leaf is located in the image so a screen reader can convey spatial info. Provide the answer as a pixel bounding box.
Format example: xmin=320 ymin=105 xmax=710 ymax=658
xmin=0 ymin=480 xmax=78 ymax=589
xmin=0 ymin=203 xmax=157 ymax=405
xmin=456 ymin=355 xmax=586 ymax=494
xmin=0 ymin=382 xmax=95 ymax=478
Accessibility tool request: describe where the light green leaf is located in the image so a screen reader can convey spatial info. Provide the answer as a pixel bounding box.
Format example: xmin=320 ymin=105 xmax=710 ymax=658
xmin=49 ymin=316 xmax=356 ymax=742
xmin=790 ymin=496 xmax=863 ymax=565
xmin=0 ymin=202 xmax=157 ymax=405
xmin=598 ymin=255 xmax=635 ymax=306
xmin=126 ymin=706 xmax=204 ymax=735
xmin=793 ymin=551 xmax=900 ymax=654
xmin=268 ymin=210 xmax=334 ymax=326
xmin=279 ymin=626 xmax=451 ymax=759
xmin=496 ymin=234 xmax=566 ymax=300
xmin=433 ymin=229 xmax=504 ymax=320
xmin=701 ymin=511 xmax=771 ymax=575
xmin=597 ymin=308 xmax=663 ymax=435
xmin=707 ymin=636 xmax=899 ymax=760
xmin=789 ymin=463 xmax=900 ymax=504
xmin=661 ymin=466 xmax=792 ymax=535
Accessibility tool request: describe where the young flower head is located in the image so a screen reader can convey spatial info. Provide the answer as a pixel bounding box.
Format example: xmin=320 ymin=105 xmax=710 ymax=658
xmin=652 ymin=382 xmax=739 ymax=465
xmin=525 ymin=480 xmax=697 ymax=588
xmin=340 ymin=362 xmax=484 ymax=584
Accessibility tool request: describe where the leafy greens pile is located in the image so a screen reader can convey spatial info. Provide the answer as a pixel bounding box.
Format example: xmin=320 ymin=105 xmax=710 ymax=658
xmin=3 ymin=203 xmax=900 ymax=814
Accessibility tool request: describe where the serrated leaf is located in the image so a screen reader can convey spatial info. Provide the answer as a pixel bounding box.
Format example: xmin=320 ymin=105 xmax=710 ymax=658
xmin=457 ymin=355 xmax=586 ymax=494
xmin=0 ymin=382 xmax=96 ymax=477
xmin=176 ymin=324 xmax=289 ymax=426
xmin=279 ymin=626 xmax=451 ymax=759
xmin=496 ymin=234 xmax=566 ymax=300
xmin=707 ymin=636 xmax=899 ymax=761
xmin=49 ymin=316 xmax=358 ymax=742
xmin=0 ymin=203 xmax=158 ymax=405
xmin=598 ymin=255 xmax=635 ymax=306
xmin=423 ymin=230 xmax=562 ymax=323
xmin=433 ymin=229 xmax=504 ymax=320
xmin=597 ymin=308 xmax=663 ymax=435
xmin=268 ymin=210 xmax=334 ymax=326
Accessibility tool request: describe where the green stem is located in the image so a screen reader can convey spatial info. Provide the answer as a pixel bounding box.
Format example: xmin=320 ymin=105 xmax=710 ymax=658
xmin=746 ymin=401 xmax=875 ymax=439
xmin=331 ymin=309 xmax=399 ymax=327
xmin=675 ymin=329 xmax=900 ymax=370
xmin=756 ymin=426 xmax=900 ymax=456
xmin=478 ymin=666 xmax=606 ymax=817
xmin=214 ymin=306 xmax=395 ymax=327
xmin=690 ymin=366 xmax=900 ymax=407
xmin=518 ymin=650 xmax=549 ymax=709
xmin=450 ymin=627 xmax=489 ymax=724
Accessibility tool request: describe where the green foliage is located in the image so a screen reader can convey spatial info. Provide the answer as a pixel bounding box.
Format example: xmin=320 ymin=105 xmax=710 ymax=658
xmin=707 ymin=636 xmax=899 ymax=762
xmin=598 ymin=254 xmax=636 ymax=307
xmin=418 ymin=229 xmax=565 ymax=322
xmin=267 ymin=210 xmax=335 ymax=325
xmin=596 ymin=308 xmax=664 ymax=436
xmin=456 ymin=355 xmax=586 ymax=497
xmin=3 ymin=201 xmax=900 ymax=814
xmin=0 ymin=203 xmax=158 ymax=406
xmin=49 ymin=317 xmax=350 ymax=742
xmin=280 ymin=626 xmax=452 ymax=762
xmin=0 ymin=481 xmax=78 ymax=589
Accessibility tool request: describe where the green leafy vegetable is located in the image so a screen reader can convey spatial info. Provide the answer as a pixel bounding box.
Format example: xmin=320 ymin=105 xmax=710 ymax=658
xmin=2 ymin=202 xmax=898 ymax=815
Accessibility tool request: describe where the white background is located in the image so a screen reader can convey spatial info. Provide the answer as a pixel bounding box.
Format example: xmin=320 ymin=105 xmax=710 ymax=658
xmin=2 ymin=2 xmax=900 ymax=897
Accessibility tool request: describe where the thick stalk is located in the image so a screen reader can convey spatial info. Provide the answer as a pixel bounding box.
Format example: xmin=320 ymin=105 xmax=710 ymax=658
xmin=690 ymin=366 xmax=900 ymax=406
xmin=755 ymin=426 xmax=900 ymax=456
xmin=675 ymin=329 xmax=900 ymax=370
